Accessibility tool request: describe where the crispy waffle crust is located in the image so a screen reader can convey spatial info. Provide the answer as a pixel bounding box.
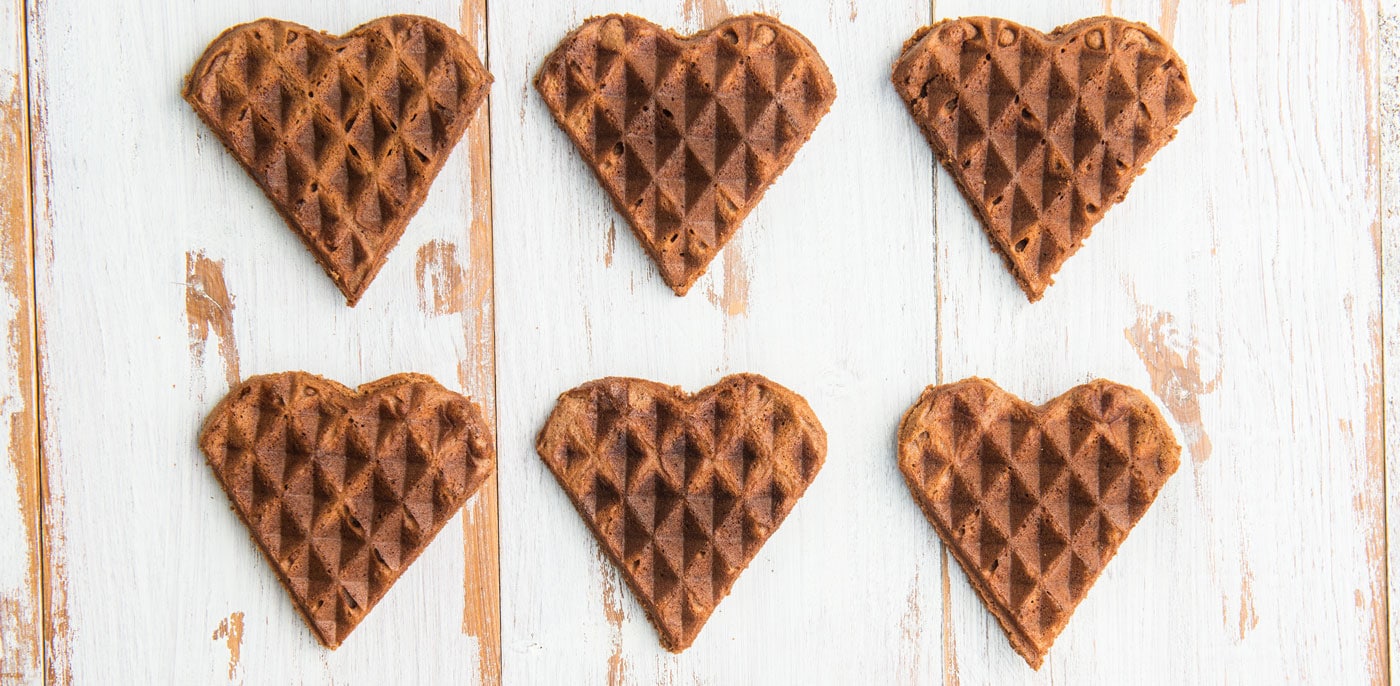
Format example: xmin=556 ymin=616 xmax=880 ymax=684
xmin=184 ymin=17 xmax=492 ymax=305
xmin=892 ymin=17 xmax=1194 ymax=301
xmin=536 ymin=14 xmax=837 ymax=295
xmin=198 ymin=372 xmax=496 ymax=648
xmin=536 ymin=374 xmax=827 ymax=651
xmin=897 ymin=377 xmax=1180 ymax=668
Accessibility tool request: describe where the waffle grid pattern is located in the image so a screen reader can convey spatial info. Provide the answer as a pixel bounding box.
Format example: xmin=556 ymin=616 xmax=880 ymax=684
xmin=898 ymin=378 xmax=1180 ymax=668
xmin=537 ymin=14 xmax=836 ymax=295
xmin=893 ymin=17 xmax=1194 ymax=301
xmin=185 ymin=17 xmax=491 ymax=304
xmin=199 ymin=372 xmax=495 ymax=648
xmin=536 ymin=375 xmax=826 ymax=651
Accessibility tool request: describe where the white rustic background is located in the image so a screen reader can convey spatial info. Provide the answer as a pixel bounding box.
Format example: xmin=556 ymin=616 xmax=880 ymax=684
xmin=0 ymin=0 xmax=1392 ymax=684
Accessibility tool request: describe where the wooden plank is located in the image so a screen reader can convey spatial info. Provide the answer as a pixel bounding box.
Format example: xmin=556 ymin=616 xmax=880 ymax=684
xmin=491 ymin=0 xmax=943 ymax=682
xmin=0 ymin=0 xmax=41 ymax=683
xmin=26 ymin=1 xmax=498 ymax=681
xmin=1381 ymin=1 xmax=1400 ymax=683
xmin=931 ymin=0 xmax=1387 ymax=681
xmin=455 ymin=2 xmax=503 ymax=685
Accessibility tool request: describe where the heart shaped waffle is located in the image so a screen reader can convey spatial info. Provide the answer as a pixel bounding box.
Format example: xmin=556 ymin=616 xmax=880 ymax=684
xmin=184 ymin=17 xmax=492 ymax=305
xmin=536 ymin=374 xmax=826 ymax=651
xmin=536 ymin=15 xmax=837 ymax=295
xmin=897 ymin=378 xmax=1179 ymax=668
xmin=199 ymin=372 xmax=495 ymax=648
xmin=892 ymin=17 xmax=1194 ymax=301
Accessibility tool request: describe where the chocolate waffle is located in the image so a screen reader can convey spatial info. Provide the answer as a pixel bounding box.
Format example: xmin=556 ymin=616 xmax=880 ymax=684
xmin=897 ymin=377 xmax=1180 ymax=668
xmin=184 ymin=17 xmax=492 ymax=305
xmin=199 ymin=372 xmax=495 ymax=648
xmin=536 ymin=14 xmax=836 ymax=295
xmin=536 ymin=374 xmax=826 ymax=651
xmin=892 ymin=17 xmax=1194 ymax=301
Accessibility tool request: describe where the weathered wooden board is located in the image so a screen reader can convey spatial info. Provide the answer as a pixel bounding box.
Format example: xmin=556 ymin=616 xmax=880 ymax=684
xmin=25 ymin=0 xmax=497 ymax=682
xmin=930 ymin=0 xmax=1387 ymax=682
xmin=0 ymin=0 xmax=41 ymax=683
xmin=490 ymin=0 xmax=941 ymax=682
xmin=1380 ymin=1 xmax=1400 ymax=683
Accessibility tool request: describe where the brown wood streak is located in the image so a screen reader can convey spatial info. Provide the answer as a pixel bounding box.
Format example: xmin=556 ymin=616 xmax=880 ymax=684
xmin=1159 ymin=0 xmax=1179 ymax=42
xmin=939 ymin=549 xmax=958 ymax=686
xmin=19 ymin=1 xmax=71 ymax=681
xmin=210 ymin=611 xmax=244 ymax=680
xmin=1349 ymin=0 xmax=1388 ymax=680
xmin=458 ymin=2 xmax=501 ymax=685
xmin=595 ymin=549 xmax=626 ymax=685
xmin=415 ymin=240 xmax=469 ymax=317
xmin=1125 ymin=308 xmax=1220 ymax=464
xmin=184 ymin=252 xmax=240 ymax=389
xmin=0 ymin=20 xmax=40 ymax=682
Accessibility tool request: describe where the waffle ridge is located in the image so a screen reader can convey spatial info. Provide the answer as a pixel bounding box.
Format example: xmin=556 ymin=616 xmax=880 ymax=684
xmin=536 ymin=374 xmax=827 ymax=651
xmin=892 ymin=17 xmax=1194 ymax=301
xmin=536 ymin=14 xmax=836 ymax=295
xmin=184 ymin=17 xmax=492 ymax=305
xmin=897 ymin=377 xmax=1180 ymax=668
xmin=199 ymin=372 xmax=496 ymax=648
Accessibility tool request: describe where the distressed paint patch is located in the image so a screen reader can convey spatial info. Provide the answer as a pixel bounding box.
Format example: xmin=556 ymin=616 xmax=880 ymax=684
xmin=897 ymin=571 xmax=922 ymax=684
xmin=1125 ymin=308 xmax=1220 ymax=463
xmin=211 ymin=612 xmax=244 ymax=680
xmin=184 ymin=252 xmax=239 ymax=389
xmin=596 ymin=548 xmax=626 ymax=685
xmin=0 ymin=64 xmax=40 ymax=684
xmin=1160 ymin=0 xmax=1179 ymax=41
xmin=721 ymin=244 xmax=749 ymax=317
xmin=1347 ymin=0 xmax=1378 ymax=214
xmin=1361 ymin=351 xmax=1387 ymax=683
xmin=604 ymin=220 xmax=616 ymax=268
xmin=1238 ymin=563 xmax=1257 ymax=639
xmin=415 ymin=240 xmax=468 ymax=317
xmin=683 ymin=0 xmax=731 ymax=26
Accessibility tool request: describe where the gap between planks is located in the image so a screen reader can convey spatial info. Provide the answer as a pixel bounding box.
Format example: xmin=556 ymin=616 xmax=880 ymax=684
xmin=0 ymin=0 xmax=41 ymax=680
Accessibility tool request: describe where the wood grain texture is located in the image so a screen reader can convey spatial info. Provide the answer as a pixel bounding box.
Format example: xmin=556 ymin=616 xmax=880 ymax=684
xmin=10 ymin=0 xmax=1393 ymax=682
xmin=1382 ymin=1 xmax=1400 ymax=683
xmin=930 ymin=0 xmax=1387 ymax=681
xmin=26 ymin=1 xmax=496 ymax=682
xmin=0 ymin=0 xmax=40 ymax=683
xmin=456 ymin=1 xmax=503 ymax=684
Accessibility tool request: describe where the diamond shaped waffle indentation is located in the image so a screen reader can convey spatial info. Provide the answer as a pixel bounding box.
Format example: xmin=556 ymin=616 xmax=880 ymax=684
xmin=184 ymin=17 xmax=492 ymax=305
xmin=536 ymin=374 xmax=827 ymax=652
xmin=892 ymin=16 xmax=1194 ymax=301
xmin=536 ymin=14 xmax=837 ymax=296
xmin=199 ymin=372 xmax=496 ymax=648
xmin=897 ymin=377 xmax=1180 ymax=669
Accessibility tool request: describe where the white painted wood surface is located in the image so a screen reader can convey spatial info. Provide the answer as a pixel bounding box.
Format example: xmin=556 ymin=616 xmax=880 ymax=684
xmin=0 ymin=0 xmax=1391 ymax=683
